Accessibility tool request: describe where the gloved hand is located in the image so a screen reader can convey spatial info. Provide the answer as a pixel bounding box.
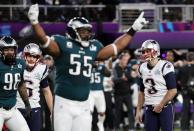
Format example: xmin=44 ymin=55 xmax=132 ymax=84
xmin=132 ymin=11 xmax=149 ymax=31
xmin=28 ymin=4 xmax=39 ymax=25
xmin=25 ymin=105 xmax=33 ymax=119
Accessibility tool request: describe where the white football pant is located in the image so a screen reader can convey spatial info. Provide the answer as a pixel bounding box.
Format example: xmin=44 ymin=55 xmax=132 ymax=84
xmin=89 ymin=90 xmax=106 ymax=113
xmin=54 ymin=95 xmax=92 ymax=131
xmin=0 ymin=107 xmax=30 ymax=131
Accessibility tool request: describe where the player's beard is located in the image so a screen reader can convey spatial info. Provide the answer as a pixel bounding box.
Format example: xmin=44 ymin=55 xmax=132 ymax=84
xmin=3 ymin=54 xmax=16 ymax=65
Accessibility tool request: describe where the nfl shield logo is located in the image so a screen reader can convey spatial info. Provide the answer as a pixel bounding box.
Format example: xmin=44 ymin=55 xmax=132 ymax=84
xmin=166 ymin=63 xmax=171 ymax=68
xmin=18 ymin=63 xmax=22 ymax=69
xmin=90 ymin=45 xmax=96 ymax=51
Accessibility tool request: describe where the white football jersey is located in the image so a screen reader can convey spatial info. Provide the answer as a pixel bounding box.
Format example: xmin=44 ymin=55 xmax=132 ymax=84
xmin=138 ymin=59 xmax=175 ymax=105
xmin=16 ymin=63 xmax=48 ymax=108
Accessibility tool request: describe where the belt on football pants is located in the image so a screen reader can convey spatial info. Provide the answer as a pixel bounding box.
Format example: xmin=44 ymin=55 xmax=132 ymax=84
xmin=145 ymin=103 xmax=172 ymax=110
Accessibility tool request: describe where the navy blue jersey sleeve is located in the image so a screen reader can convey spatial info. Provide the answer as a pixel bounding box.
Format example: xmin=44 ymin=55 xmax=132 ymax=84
xmin=164 ymin=72 xmax=177 ymax=89
xmin=138 ymin=77 xmax=145 ymax=92
xmin=40 ymin=77 xmax=49 ymax=88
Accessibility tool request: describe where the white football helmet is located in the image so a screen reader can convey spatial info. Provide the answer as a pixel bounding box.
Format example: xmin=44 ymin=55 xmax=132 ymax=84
xmin=67 ymin=17 xmax=93 ymax=47
xmin=0 ymin=36 xmax=18 ymax=65
xmin=23 ymin=43 xmax=42 ymax=68
xmin=141 ymin=39 xmax=160 ymax=61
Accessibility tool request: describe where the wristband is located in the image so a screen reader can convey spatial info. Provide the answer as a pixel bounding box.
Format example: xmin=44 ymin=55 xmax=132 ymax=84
xmin=31 ymin=19 xmax=39 ymax=25
xmin=111 ymin=44 xmax=118 ymax=56
xmin=41 ymin=36 xmax=51 ymax=48
xmin=126 ymin=27 xmax=136 ymax=36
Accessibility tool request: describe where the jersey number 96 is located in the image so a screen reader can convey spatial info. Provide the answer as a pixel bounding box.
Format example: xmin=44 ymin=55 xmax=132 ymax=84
xmin=3 ymin=73 xmax=21 ymax=90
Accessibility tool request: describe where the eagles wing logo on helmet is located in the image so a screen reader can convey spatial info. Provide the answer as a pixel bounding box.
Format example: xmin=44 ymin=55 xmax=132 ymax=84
xmin=66 ymin=17 xmax=93 ymax=47
xmin=0 ymin=36 xmax=18 ymax=65
xmin=0 ymin=36 xmax=18 ymax=48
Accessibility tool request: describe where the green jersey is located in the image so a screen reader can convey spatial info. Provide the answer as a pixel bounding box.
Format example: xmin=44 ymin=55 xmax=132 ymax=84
xmin=90 ymin=64 xmax=106 ymax=91
xmin=0 ymin=57 xmax=25 ymax=108
xmin=53 ymin=35 xmax=103 ymax=101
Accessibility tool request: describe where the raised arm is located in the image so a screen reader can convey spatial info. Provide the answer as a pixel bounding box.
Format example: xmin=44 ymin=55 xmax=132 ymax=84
xmin=97 ymin=12 xmax=148 ymax=60
xmin=28 ymin=4 xmax=60 ymax=57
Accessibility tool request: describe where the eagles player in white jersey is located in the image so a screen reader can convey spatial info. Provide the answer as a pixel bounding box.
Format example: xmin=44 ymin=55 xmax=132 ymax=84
xmin=27 ymin=4 xmax=148 ymax=131
xmin=16 ymin=43 xmax=53 ymax=131
xmin=135 ymin=40 xmax=177 ymax=131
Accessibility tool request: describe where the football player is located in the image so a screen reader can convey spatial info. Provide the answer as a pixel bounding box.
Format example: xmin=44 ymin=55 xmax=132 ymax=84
xmin=89 ymin=61 xmax=111 ymax=131
xmin=27 ymin=4 xmax=148 ymax=131
xmin=0 ymin=36 xmax=31 ymax=131
xmin=135 ymin=40 xmax=177 ymax=131
xmin=16 ymin=43 xmax=53 ymax=131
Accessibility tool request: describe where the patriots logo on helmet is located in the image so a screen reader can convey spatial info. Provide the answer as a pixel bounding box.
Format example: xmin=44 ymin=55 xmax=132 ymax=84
xmin=166 ymin=63 xmax=171 ymax=68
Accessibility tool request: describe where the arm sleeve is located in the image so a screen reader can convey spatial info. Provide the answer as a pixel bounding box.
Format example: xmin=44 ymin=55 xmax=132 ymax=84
xmin=40 ymin=77 xmax=49 ymax=88
xmin=164 ymin=72 xmax=177 ymax=89
xmin=137 ymin=77 xmax=145 ymax=92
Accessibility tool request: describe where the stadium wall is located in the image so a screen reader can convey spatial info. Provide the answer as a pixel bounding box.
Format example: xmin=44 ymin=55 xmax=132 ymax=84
xmin=0 ymin=22 xmax=193 ymax=49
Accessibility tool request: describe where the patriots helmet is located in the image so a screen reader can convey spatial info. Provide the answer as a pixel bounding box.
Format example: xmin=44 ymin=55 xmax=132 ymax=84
xmin=23 ymin=43 xmax=42 ymax=68
xmin=141 ymin=39 xmax=160 ymax=61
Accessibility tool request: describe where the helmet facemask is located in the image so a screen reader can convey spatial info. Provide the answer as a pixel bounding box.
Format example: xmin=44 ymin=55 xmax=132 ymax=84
xmin=67 ymin=17 xmax=93 ymax=47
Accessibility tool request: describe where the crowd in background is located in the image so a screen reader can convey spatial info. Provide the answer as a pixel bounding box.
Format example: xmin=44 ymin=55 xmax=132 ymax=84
xmin=1 ymin=0 xmax=194 ymax=22
xmin=93 ymin=49 xmax=194 ymax=131
xmin=1 ymin=0 xmax=194 ymax=5
xmin=27 ymin=47 xmax=194 ymax=131
xmin=1 ymin=0 xmax=194 ymax=130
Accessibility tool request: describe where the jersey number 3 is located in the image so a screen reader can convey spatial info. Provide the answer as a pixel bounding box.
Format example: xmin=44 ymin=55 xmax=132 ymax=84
xmin=145 ymin=78 xmax=157 ymax=94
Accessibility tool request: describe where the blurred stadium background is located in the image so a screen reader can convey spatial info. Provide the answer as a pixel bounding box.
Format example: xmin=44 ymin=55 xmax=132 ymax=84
xmin=1 ymin=0 xmax=194 ymax=131
xmin=1 ymin=0 xmax=194 ymax=50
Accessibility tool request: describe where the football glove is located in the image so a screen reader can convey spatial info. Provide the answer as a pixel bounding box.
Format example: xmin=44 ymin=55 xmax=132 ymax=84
xmin=132 ymin=12 xmax=149 ymax=31
xmin=28 ymin=4 xmax=39 ymax=25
